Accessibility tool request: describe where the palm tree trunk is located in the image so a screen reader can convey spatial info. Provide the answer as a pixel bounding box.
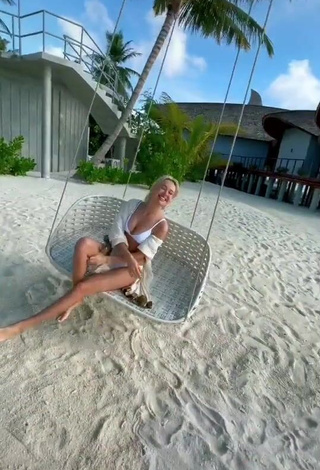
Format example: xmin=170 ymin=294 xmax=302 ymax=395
xmin=92 ymin=7 xmax=176 ymax=164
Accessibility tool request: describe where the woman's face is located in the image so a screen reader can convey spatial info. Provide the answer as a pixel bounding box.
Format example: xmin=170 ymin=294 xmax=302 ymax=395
xmin=151 ymin=179 xmax=177 ymax=208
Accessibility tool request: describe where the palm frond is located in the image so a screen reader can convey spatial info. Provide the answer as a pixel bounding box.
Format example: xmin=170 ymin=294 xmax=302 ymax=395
xmin=178 ymin=0 xmax=274 ymax=56
xmin=122 ymin=50 xmax=142 ymax=61
xmin=122 ymin=67 xmax=140 ymax=78
xmin=0 ymin=18 xmax=12 ymax=36
xmin=159 ymin=91 xmax=174 ymax=104
xmin=91 ymin=29 xmax=140 ymax=98
xmin=153 ymin=0 xmax=170 ymax=16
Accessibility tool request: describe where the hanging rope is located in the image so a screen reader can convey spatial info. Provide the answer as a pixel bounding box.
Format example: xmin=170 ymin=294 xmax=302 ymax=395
xmin=187 ymin=0 xmax=274 ymax=317
xmin=189 ymin=0 xmax=254 ymax=228
xmin=46 ymin=0 xmax=127 ymax=247
xmin=122 ymin=18 xmax=178 ymax=199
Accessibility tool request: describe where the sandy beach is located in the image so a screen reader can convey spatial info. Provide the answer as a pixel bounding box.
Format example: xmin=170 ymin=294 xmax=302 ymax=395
xmin=1 ymin=174 xmax=320 ymax=470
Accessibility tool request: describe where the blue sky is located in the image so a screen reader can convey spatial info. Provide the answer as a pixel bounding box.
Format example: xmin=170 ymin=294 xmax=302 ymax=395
xmin=1 ymin=0 xmax=320 ymax=110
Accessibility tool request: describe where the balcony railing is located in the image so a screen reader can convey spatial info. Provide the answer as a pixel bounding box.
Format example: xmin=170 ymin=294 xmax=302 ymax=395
xmin=218 ymin=153 xmax=307 ymax=175
xmin=0 ymin=8 xmax=128 ymax=110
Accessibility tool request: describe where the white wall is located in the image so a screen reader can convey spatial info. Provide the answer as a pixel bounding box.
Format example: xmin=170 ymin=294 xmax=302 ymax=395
xmin=214 ymin=136 xmax=269 ymax=169
xmin=0 ymin=68 xmax=88 ymax=172
xmin=277 ymin=128 xmax=311 ymax=173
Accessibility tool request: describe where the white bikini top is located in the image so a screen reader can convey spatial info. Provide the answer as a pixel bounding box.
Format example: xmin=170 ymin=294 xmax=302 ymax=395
xmin=125 ymin=202 xmax=165 ymax=244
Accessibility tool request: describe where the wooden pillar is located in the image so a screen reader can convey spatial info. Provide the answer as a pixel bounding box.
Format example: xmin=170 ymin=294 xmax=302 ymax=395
xmin=41 ymin=64 xmax=52 ymax=178
xmin=293 ymin=183 xmax=303 ymax=206
xmin=265 ymin=178 xmax=274 ymax=198
xmin=247 ymin=174 xmax=254 ymax=194
xmin=241 ymin=175 xmax=247 ymax=192
xmin=288 ymin=182 xmax=296 ymax=202
xmin=309 ymin=188 xmax=320 ymax=211
xmin=277 ymin=180 xmax=287 ymax=202
xmin=254 ymin=176 xmax=263 ymax=196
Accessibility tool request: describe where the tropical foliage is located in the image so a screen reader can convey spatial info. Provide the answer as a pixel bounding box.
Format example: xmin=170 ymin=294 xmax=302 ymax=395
xmin=88 ymin=116 xmax=108 ymax=156
xmin=93 ymin=0 xmax=274 ymax=162
xmin=91 ymin=31 xmax=140 ymax=102
xmin=82 ymin=93 xmax=241 ymax=186
xmin=0 ymin=0 xmax=15 ymax=52
xmin=0 ymin=36 xmax=9 ymax=52
xmin=136 ymin=93 xmax=241 ymax=184
xmin=0 ymin=136 xmax=36 ymax=176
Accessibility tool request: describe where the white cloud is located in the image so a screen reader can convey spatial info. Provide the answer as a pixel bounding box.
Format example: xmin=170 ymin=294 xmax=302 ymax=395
xmin=84 ymin=0 xmax=114 ymax=31
xmin=44 ymin=0 xmax=113 ymax=60
xmin=46 ymin=46 xmax=64 ymax=57
xmin=131 ymin=10 xmax=207 ymax=79
xmin=57 ymin=17 xmax=99 ymax=55
xmin=189 ymin=56 xmax=207 ymax=72
xmin=266 ymin=60 xmax=320 ymax=110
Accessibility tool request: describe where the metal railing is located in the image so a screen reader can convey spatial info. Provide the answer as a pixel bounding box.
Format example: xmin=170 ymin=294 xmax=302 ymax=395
xmin=274 ymin=157 xmax=304 ymax=175
xmin=218 ymin=154 xmax=266 ymax=169
xmin=0 ymin=8 xmax=128 ymax=110
xmin=218 ymin=153 xmax=306 ymax=175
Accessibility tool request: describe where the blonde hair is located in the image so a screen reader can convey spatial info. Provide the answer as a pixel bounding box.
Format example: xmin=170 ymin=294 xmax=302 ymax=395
xmin=145 ymin=175 xmax=180 ymax=202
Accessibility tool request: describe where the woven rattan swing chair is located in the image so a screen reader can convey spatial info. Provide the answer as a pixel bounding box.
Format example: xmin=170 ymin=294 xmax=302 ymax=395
xmin=46 ymin=196 xmax=211 ymax=323
xmin=46 ymin=0 xmax=274 ymax=324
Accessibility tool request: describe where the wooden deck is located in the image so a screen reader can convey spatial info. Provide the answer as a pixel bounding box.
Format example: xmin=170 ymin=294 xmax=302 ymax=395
xmin=208 ymin=168 xmax=320 ymax=211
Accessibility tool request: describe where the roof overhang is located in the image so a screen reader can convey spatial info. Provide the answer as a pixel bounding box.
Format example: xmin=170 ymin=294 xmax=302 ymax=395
xmin=263 ymin=114 xmax=316 ymax=140
xmin=316 ymin=102 xmax=320 ymax=129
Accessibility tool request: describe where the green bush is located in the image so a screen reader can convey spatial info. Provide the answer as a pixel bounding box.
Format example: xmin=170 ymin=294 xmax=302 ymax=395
xmin=185 ymin=154 xmax=230 ymax=182
xmin=276 ymin=166 xmax=289 ymax=174
xmin=137 ymin=132 xmax=189 ymax=185
xmin=88 ymin=115 xmax=108 ymax=156
xmin=297 ymin=166 xmax=309 ymax=177
xmin=76 ymin=160 xmax=146 ymax=185
xmin=0 ymin=136 xmax=36 ymax=176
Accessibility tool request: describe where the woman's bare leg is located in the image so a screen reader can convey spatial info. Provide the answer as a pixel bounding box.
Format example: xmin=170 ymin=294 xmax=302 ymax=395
xmin=57 ymin=237 xmax=104 ymax=323
xmin=57 ymin=301 xmax=82 ymax=323
xmin=0 ymin=268 xmax=136 ymax=342
xmin=103 ymin=249 xmax=146 ymax=269
xmin=60 ymin=240 xmax=145 ymax=323
xmin=73 ymin=237 xmax=104 ymax=286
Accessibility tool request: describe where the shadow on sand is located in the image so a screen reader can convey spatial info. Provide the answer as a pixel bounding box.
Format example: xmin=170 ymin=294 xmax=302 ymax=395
xmin=0 ymin=253 xmax=71 ymax=328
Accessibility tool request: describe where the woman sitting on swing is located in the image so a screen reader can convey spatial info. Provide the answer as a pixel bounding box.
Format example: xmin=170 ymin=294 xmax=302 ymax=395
xmin=0 ymin=176 xmax=179 ymax=342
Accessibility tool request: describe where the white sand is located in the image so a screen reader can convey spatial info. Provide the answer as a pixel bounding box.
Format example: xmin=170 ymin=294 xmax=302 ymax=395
xmin=1 ymin=174 xmax=320 ymax=469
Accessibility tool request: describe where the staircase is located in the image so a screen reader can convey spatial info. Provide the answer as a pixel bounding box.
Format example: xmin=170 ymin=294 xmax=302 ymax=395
xmin=0 ymin=7 xmax=133 ymax=137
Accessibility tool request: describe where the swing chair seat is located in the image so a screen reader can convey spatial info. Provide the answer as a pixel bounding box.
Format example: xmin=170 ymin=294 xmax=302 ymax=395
xmin=46 ymin=196 xmax=211 ymax=323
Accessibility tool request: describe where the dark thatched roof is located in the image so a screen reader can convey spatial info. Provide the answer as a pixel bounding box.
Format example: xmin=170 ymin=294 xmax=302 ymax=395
xmin=175 ymin=102 xmax=286 ymax=142
xmin=316 ymin=103 xmax=320 ymax=129
xmin=263 ymin=110 xmax=320 ymax=140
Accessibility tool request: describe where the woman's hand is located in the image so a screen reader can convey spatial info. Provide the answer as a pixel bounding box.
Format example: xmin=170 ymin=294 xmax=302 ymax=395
xmin=127 ymin=255 xmax=142 ymax=279
xmin=88 ymin=252 xmax=108 ymax=267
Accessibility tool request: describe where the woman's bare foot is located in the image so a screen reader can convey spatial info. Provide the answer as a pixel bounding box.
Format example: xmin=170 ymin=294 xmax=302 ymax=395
xmin=57 ymin=301 xmax=82 ymax=323
xmin=0 ymin=325 xmax=20 ymax=342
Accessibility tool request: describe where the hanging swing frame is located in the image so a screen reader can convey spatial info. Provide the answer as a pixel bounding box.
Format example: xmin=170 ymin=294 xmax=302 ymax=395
xmin=46 ymin=194 xmax=211 ymax=323
xmin=46 ymin=0 xmax=274 ymax=324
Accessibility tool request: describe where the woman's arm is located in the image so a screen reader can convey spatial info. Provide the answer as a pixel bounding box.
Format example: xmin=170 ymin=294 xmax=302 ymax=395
xmin=89 ymin=243 xmax=143 ymax=279
xmin=108 ymin=201 xmax=130 ymax=248
xmin=133 ymin=220 xmax=169 ymax=262
xmin=152 ymin=220 xmax=169 ymax=242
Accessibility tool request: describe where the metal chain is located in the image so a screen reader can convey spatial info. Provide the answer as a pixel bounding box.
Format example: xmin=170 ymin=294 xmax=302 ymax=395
xmin=122 ymin=18 xmax=178 ymax=199
xmin=189 ymin=0 xmax=255 ymax=228
xmin=187 ymin=0 xmax=275 ymax=317
xmin=47 ymin=0 xmax=128 ymax=246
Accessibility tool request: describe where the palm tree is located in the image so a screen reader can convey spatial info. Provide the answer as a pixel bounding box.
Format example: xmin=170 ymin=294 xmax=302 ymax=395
xmin=0 ymin=37 xmax=9 ymax=52
xmin=0 ymin=0 xmax=15 ymax=51
xmin=92 ymin=0 xmax=274 ymax=164
xmin=137 ymin=92 xmax=244 ymax=182
xmin=150 ymin=96 xmax=244 ymax=162
xmin=91 ymin=30 xmax=141 ymax=102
